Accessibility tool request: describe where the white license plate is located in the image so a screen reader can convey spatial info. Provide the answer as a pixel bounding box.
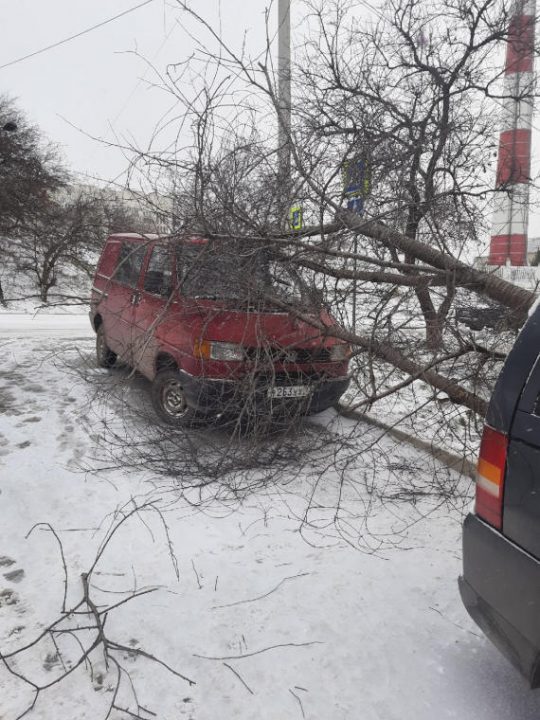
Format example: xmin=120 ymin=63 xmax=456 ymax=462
xmin=268 ymin=385 xmax=311 ymax=399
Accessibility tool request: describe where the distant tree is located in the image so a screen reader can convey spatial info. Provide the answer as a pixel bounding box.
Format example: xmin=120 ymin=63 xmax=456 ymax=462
xmin=0 ymin=95 xmax=65 ymax=230
xmin=13 ymin=189 xmax=108 ymax=303
xmin=0 ymin=96 xmax=65 ymax=304
xmin=11 ymin=183 xmax=162 ymax=302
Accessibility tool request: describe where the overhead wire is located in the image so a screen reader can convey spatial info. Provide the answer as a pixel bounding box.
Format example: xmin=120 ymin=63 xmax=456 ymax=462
xmin=109 ymin=18 xmax=178 ymax=126
xmin=0 ymin=0 xmax=157 ymax=71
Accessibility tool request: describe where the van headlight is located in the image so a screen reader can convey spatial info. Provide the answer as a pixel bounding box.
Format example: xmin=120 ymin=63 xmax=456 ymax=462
xmin=330 ymin=343 xmax=351 ymax=361
xmin=194 ymin=340 xmax=245 ymax=361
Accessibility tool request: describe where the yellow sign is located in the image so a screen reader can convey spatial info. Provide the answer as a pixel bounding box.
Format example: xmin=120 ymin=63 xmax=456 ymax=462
xmin=289 ymin=205 xmax=303 ymax=231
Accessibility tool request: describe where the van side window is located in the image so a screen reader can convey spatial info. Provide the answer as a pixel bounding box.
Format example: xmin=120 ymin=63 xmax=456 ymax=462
xmin=144 ymin=246 xmax=173 ymax=296
xmin=96 ymin=241 xmax=120 ymax=278
xmin=516 ymin=354 xmax=540 ymax=417
xmin=115 ymin=243 xmax=146 ymax=286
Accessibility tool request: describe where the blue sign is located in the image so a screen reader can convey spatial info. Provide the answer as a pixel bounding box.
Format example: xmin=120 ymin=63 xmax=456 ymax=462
xmin=342 ymin=159 xmax=370 ymax=198
xmin=347 ymin=197 xmax=364 ymax=215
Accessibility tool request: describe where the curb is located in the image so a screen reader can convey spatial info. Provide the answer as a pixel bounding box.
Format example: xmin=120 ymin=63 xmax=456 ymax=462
xmin=336 ymin=404 xmax=477 ymax=480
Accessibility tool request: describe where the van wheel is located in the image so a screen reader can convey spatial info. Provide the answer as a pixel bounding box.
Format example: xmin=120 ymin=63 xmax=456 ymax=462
xmin=96 ymin=325 xmax=117 ymax=368
xmin=151 ymin=370 xmax=198 ymax=426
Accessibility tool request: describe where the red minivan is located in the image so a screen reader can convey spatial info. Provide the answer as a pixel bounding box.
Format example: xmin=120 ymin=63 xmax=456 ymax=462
xmin=90 ymin=233 xmax=351 ymax=425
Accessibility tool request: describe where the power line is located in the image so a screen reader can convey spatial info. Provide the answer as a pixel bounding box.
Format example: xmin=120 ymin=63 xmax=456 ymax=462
xmin=0 ymin=0 xmax=157 ymax=72
xmin=110 ymin=18 xmax=178 ymax=126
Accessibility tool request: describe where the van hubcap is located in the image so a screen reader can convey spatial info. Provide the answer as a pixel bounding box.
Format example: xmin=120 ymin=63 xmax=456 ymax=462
xmin=161 ymin=379 xmax=188 ymax=418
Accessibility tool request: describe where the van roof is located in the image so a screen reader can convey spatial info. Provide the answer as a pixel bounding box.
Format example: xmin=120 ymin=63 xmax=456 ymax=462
xmin=107 ymin=233 xmax=160 ymax=241
xmin=106 ymin=233 xmax=208 ymax=245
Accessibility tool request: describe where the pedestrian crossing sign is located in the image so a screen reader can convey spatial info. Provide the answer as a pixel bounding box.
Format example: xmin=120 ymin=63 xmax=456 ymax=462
xmin=290 ymin=205 xmax=303 ymax=231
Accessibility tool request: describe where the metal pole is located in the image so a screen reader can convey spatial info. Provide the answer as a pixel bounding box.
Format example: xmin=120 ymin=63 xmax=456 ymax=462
xmin=278 ymin=0 xmax=291 ymax=226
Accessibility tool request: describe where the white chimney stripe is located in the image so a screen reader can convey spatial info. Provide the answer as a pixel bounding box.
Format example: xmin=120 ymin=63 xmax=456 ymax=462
xmin=502 ymin=70 xmax=534 ymax=95
xmin=491 ymin=219 xmax=527 ymax=237
xmin=492 ymin=183 xmax=530 ymax=207
xmin=501 ymin=77 xmax=535 ymax=130
xmin=516 ymin=0 xmax=535 ymax=17
xmin=491 ymin=187 xmax=530 ymax=236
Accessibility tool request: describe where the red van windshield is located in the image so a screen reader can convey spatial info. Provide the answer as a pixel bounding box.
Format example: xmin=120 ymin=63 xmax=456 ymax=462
xmin=176 ymin=243 xmax=309 ymax=305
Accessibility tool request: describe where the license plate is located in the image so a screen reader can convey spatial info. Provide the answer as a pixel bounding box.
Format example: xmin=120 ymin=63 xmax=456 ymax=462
xmin=268 ymin=385 xmax=311 ymax=399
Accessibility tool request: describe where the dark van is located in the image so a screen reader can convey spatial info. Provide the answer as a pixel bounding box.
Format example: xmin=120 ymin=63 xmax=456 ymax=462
xmin=460 ymin=303 xmax=540 ymax=686
xmin=89 ymin=233 xmax=351 ymax=425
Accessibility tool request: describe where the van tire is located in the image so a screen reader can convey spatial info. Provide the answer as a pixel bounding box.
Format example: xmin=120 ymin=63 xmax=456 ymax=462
xmin=151 ymin=369 xmax=198 ymax=426
xmin=96 ymin=325 xmax=117 ymax=368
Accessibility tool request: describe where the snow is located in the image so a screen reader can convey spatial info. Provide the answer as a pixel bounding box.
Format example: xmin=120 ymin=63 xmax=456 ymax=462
xmin=529 ymin=295 xmax=540 ymax=318
xmin=0 ymin=313 xmax=93 ymax=337
xmin=1 ymin=316 xmax=540 ymax=719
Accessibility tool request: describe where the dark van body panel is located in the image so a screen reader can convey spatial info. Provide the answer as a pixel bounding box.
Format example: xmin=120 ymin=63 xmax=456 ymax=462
xmin=460 ymin=304 xmax=540 ymax=687
xmin=459 ymin=514 xmax=540 ymax=688
xmin=503 ymin=435 xmax=540 ymax=559
xmin=501 ymin=319 xmax=540 ymax=560
xmin=485 ymin=309 xmax=540 ymax=432
xmin=501 ymin=347 xmax=540 ymax=560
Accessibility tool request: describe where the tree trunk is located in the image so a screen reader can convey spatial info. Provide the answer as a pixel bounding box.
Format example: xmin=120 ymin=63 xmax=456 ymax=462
xmin=39 ymin=264 xmax=54 ymax=303
xmin=319 ymin=213 xmax=536 ymax=322
xmin=351 ymin=332 xmax=488 ymax=416
xmin=414 ymin=284 xmax=443 ymax=350
xmin=274 ymin=299 xmax=490 ymax=416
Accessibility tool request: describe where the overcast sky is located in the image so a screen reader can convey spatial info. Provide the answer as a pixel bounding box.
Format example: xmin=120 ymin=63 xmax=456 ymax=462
xmin=1 ymin=0 xmax=539 ymax=238
xmin=0 ymin=0 xmax=271 ymax=182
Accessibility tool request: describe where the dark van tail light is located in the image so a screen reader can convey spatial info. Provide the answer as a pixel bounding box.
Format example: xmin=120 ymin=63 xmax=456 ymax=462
xmin=475 ymin=425 xmax=508 ymax=530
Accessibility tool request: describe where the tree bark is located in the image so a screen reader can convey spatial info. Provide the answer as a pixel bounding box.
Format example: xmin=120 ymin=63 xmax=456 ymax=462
xmin=332 ymin=213 xmax=535 ymax=323
xmin=266 ymin=295 xmax=490 ymax=417
xmin=288 ymin=215 xmax=535 ymax=322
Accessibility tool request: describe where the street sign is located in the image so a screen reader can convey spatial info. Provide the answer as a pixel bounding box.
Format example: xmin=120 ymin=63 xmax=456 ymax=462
xmin=289 ymin=205 xmax=303 ymax=231
xmin=347 ymin=197 xmax=364 ymax=215
xmin=342 ymin=158 xmax=370 ymax=216
xmin=342 ymin=158 xmax=370 ymax=198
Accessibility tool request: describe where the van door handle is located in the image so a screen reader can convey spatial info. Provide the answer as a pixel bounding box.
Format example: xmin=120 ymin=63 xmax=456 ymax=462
xmin=131 ymin=291 xmax=141 ymax=306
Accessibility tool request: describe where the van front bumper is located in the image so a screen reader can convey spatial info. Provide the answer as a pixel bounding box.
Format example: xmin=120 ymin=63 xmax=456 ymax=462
xmin=177 ymin=370 xmax=350 ymax=417
xmin=459 ymin=513 xmax=540 ymax=687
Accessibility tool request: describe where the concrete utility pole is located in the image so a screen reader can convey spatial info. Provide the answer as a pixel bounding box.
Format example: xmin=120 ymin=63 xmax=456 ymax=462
xmin=488 ymin=0 xmax=536 ymax=266
xmin=277 ymin=0 xmax=291 ymax=225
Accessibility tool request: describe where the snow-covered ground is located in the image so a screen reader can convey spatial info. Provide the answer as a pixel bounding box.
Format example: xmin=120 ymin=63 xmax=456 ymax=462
xmin=1 ymin=315 xmax=539 ymax=719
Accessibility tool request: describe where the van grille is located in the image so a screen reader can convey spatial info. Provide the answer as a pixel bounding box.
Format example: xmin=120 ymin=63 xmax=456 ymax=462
xmin=244 ymin=346 xmax=331 ymax=364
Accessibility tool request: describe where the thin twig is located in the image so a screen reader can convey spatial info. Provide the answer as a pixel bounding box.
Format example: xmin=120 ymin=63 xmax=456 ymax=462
xmin=213 ymin=572 xmax=310 ymax=609
xmin=194 ymin=640 xmax=324 ymax=661
xmin=223 ymin=662 xmax=254 ymax=695
xmin=26 ymin=523 xmax=68 ymax=612
xmin=290 ymin=688 xmax=306 ymax=718
xmin=191 ymin=559 xmax=202 ymax=589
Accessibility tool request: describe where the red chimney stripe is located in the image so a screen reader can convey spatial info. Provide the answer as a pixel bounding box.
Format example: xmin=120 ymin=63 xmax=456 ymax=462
xmin=489 ymin=234 xmax=528 ymax=266
xmin=506 ymin=15 xmax=535 ymax=73
xmin=496 ymin=129 xmax=532 ymax=185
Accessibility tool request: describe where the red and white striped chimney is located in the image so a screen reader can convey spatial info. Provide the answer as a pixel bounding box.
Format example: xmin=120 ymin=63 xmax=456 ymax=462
xmin=488 ymin=0 xmax=536 ymax=266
